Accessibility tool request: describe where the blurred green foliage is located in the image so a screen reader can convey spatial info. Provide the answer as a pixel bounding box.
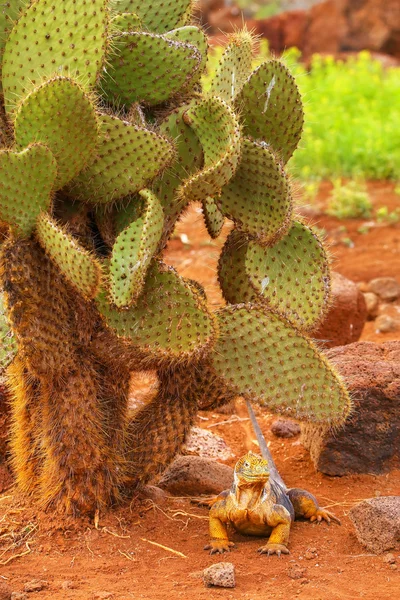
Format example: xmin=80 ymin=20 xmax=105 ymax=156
xmin=326 ymin=179 xmax=372 ymax=219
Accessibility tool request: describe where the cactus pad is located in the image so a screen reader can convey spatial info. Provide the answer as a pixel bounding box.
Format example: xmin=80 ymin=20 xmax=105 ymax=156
xmin=166 ymin=26 xmax=208 ymax=87
xmin=179 ymin=97 xmax=241 ymax=203
xmin=218 ymin=230 xmax=255 ymax=305
xmin=236 ymin=60 xmax=304 ymax=163
xmin=102 ymin=32 xmax=201 ymax=107
xmin=210 ymin=305 xmax=351 ymax=425
xmin=14 ymin=77 xmax=99 ymax=190
xmin=0 ymin=144 xmax=57 ymax=238
xmin=112 ymin=0 xmax=193 ymax=33
xmin=246 ymin=221 xmax=331 ymax=331
xmin=0 ymin=0 xmax=24 ymax=72
xmin=36 ymin=213 xmax=103 ymax=300
xmin=202 ymin=197 xmax=225 ymax=239
xmin=97 ymin=262 xmax=216 ymax=364
xmin=2 ymin=0 xmax=109 ymax=113
xmin=207 ymin=30 xmax=254 ymax=104
xmin=68 ymin=114 xmax=175 ymax=204
xmin=111 ymin=12 xmax=142 ymax=33
xmin=217 ymin=138 xmax=292 ymax=244
xmin=154 ymin=104 xmax=204 ymax=244
xmin=109 ymin=189 xmax=164 ymax=308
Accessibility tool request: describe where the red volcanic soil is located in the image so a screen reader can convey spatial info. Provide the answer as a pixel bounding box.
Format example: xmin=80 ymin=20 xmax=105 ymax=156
xmin=1 ymin=181 xmax=399 ymax=599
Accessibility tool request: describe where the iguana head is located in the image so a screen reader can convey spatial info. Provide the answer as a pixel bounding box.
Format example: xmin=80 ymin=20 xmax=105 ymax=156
xmin=234 ymin=451 xmax=270 ymax=485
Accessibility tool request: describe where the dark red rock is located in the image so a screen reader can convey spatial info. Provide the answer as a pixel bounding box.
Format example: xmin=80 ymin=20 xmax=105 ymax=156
xmin=158 ymin=456 xmax=233 ymax=496
xmin=271 ymin=418 xmax=301 ymax=438
xmin=312 ymin=272 xmax=367 ymax=349
xmin=349 ymin=497 xmax=400 ymax=554
xmin=301 ymin=341 xmax=400 ymax=475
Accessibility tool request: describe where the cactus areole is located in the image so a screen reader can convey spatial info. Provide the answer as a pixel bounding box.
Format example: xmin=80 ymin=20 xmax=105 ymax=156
xmin=0 ymin=0 xmax=350 ymax=515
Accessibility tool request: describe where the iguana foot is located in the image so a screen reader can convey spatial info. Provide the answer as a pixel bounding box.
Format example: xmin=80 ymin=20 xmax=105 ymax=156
xmin=310 ymin=509 xmax=341 ymax=526
xmin=258 ymin=543 xmax=289 ymax=556
xmin=204 ymin=539 xmax=235 ymax=554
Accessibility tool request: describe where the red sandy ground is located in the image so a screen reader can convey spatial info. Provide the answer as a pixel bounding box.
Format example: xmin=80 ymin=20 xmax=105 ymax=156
xmin=1 ymin=181 xmax=400 ymax=599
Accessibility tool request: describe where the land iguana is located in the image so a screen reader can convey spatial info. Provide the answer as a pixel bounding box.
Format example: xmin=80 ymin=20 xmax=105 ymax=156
xmin=204 ymin=402 xmax=340 ymax=556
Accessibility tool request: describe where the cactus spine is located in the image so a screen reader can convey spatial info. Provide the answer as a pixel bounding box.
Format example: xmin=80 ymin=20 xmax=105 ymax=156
xmin=0 ymin=0 xmax=350 ymax=515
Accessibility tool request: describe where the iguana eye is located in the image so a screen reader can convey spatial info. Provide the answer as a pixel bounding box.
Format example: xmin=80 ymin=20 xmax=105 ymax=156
xmin=244 ymin=461 xmax=250 ymax=468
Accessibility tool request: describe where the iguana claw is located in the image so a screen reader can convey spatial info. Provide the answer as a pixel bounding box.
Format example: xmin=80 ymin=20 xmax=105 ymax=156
xmin=258 ymin=543 xmax=290 ymax=556
xmin=310 ymin=509 xmax=341 ymax=526
xmin=204 ymin=539 xmax=235 ymax=554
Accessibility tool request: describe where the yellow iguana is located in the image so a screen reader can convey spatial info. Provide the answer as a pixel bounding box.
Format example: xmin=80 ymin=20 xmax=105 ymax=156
xmin=204 ymin=402 xmax=340 ymax=556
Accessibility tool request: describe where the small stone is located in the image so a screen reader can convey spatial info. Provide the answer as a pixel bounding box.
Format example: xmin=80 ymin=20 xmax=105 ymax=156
xmin=271 ymin=419 xmax=300 ymax=438
xmin=390 ymin=563 xmax=398 ymax=570
xmin=363 ymin=292 xmax=379 ymax=319
xmin=375 ymin=314 xmax=398 ymax=333
xmin=23 ymin=581 xmax=48 ymax=593
xmin=11 ymin=594 xmax=27 ymax=600
xmin=61 ymin=581 xmax=78 ymax=590
xmin=159 ymin=456 xmax=233 ymax=496
xmin=93 ymin=593 xmax=114 ymax=600
xmin=0 ymin=582 xmax=11 ymax=600
xmin=203 ymin=562 xmax=235 ymax=588
xmin=287 ymin=564 xmax=306 ymax=580
xmin=368 ymin=277 xmax=400 ymax=301
xmin=304 ymin=547 xmax=318 ymax=560
xmin=383 ymin=553 xmax=396 ymax=564
xmin=349 ymin=496 xmax=400 ymax=553
xmin=183 ymin=427 xmax=233 ymax=460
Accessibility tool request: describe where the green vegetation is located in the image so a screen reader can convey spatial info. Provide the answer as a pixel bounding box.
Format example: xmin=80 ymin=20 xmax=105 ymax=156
xmin=326 ymin=179 xmax=372 ymax=219
xmin=206 ymin=48 xmax=400 ymax=181
xmin=290 ymin=51 xmax=400 ymax=180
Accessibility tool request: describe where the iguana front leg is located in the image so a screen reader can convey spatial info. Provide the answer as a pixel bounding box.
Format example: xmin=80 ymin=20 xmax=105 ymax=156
xmin=204 ymin=499 xmax=235 ymax=554
xmin=258 ymin=504 xmax=291 ymax=556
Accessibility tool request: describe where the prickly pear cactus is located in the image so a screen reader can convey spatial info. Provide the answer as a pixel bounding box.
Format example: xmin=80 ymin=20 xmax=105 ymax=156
xmin=0 ymin=0 xmax=350 ymax=515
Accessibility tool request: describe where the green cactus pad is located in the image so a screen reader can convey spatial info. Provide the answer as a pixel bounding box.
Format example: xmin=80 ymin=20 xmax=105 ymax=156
xmin=165 ymin=26 xmax=208 ymax=86
xmin=68 ymin=114 xmax=175 ymax=204
xmin=207 ymin=30 xmax=254 ymax=104
xmin=2 ymin=0 xmax=109 ymax=113
xmin=236 ymin=60 xmax=304 ymax=163
xmin=102 ymin=32 xmax=201 ymax=107
xmin=112 ymin=0 xmax=193 ymax=33
xmin=209 ymin=305 xmax=351 ymax=425
xmin=14 ymin=77 xmax=99 ymax=190
xmin=0 ymin=291 xmax=17 ymax=371
xmin=97 ymin=261 xmax=216 ymax=364
xmin=202 ymin=197 xmax=225 ymax=239
xmin=109 ymin=189 xmax=164 ymax=308
xmin=0 ymin=144 xmax=56 ymax=238
xmin=154 ymin=104 xmax=204 ymax=245
xmin=0 ymin=0 xmax=24 ymax=73
xmin=36 ymin=213 xmax=103 ymax=300
xmin=218 ymin=230 xmax=255 ymax=305
xmin=111 ymin=12 xmax=142 ymax=33
xmin=246 ymin=221 xmax=331 ymax=331
xmin=217 ymin=139 xmax=292 ymax=244
xmin=178 ymin=97 xmax=241 ymax=203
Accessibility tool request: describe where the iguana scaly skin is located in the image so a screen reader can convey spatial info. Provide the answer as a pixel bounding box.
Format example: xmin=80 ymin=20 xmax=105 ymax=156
xmin=205 ymin=451 xmax=340 ymax=556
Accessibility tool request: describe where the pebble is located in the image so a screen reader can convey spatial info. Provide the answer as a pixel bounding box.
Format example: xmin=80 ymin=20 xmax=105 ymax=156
xmin=11 ymin=594 xmax=27 ymax=600
xmin=368 ymin=277 xmax=400 ymax=301
xmin=61 ymin=580 xmax=78 ymax=590
xmin=93 ymin=593 xmax=114 ymax=600
xmin=23 ymin=581 xmax=48 ymax=593
xmin=383 ymin=553 xmax=396 ymax=564
xmin=203 ymin=562 xmax=235 ymax=588
xmin=304 ymin=547 xmax=318 ymax=560
xmin=287 ymin=564 xmax=306 ymax=580
xmin=363 ymin=292 xmax=380 ymax=319
xmin=375 ymin=314 xmax=398 ymax=333
xmin=0 ymin=582 xmax=11 ymax=600
xmin=271 ymin=418 xmax=301 ymax=438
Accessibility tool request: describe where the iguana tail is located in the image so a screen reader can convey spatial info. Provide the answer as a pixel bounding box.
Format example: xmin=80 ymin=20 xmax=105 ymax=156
xmin=246 ymin=400 xmax=287 ymax=491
